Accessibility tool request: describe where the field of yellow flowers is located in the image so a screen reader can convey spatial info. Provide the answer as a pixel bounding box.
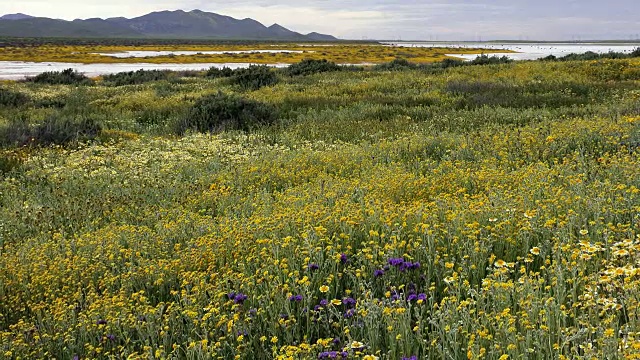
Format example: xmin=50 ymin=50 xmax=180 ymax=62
xmin=1 ymin=57 xmax=640 ymax=359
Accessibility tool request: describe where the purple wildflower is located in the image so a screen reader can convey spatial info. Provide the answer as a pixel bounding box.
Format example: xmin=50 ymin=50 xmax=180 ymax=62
xmin=105 ymin=334 xmax=116 ymax=342
xmin=407 ymin=293 xmax=418 ymax=302
xmin=320 ymin=299 xmax=329 ymax=307
xmin=308 ymin=263 xmax=320 ymax=272
xmin=373 ymin=269 xmax=385 ymax=277
xmin=344 ymin=308 xmax=356 ymax=318
xmin=318 ymin=351 xmax=338 ymax=359
xmin=342 ymin=297 xmax=356 ymax=307
xmin=340 ymin=253 xmax=348 ymax=264
xmin=96 ymin=319 xmax=107 ymax=325
xmin=289 ymin=294 xmax=303 ymax=302
xmin=402 ymin=356 xmax=418 ymax=360
xmin=388 ymin=257 xmax=405 ymax=266
xmin=233 ymin=293 xmax=248 ymax=304
xmin=417 ymin=293 xmax=427 ymax=301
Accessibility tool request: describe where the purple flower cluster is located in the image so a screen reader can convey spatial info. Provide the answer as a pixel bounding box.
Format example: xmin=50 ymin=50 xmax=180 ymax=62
xmin=407 ymin=293 xmax=428 ymax=302
xmin=373 ymin=269 xmax=385 ymax=278
xmin=318 ymin=351 xmax=349 ymax=359
xmin=340 ymin=253 xmax=348 ymax=264
xmin=228 ymin=292 xmax=248 ymax=304
xmin=308 ymin=263 xmax=320 ymax=272
xmin=344 ymin=308 xmax=356 ymax=318
xmin=402 ymin=356 xmax=418 ymax=360
xmin=387 ymin=257 xmax=420 ymax=272
xmin=314 ymin=299 xmax=329 ymax=312
xmin=289 ymin=294 xmax=304 ymax=302
xmin=342 ymin=297 xmax=356 ymax=307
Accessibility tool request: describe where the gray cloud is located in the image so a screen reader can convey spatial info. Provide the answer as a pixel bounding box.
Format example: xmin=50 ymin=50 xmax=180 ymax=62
xmin=1 ymin=0 xmax=639 ymax=40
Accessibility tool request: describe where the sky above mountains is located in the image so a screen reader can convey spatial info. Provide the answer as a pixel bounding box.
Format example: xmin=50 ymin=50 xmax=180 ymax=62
xmin=2 ymin=0 xmax=639 ymax=40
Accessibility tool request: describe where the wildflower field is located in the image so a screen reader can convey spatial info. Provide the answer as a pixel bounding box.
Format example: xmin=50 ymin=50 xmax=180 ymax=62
xmin=0 ymin=56 xmax=639 ymax=359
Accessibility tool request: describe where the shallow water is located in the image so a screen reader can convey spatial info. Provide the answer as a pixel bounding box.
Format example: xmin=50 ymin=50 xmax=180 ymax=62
xmin=0 ymin=61 xmax=290 ymax=80
xmin=384 ymin=42 xmax=639 ymax=60
xmin=94 ymin=50 xmax=306 ymax=58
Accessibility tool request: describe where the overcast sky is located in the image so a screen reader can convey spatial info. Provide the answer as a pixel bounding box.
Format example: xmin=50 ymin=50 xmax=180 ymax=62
xmin=2 ymin=0 xmax=639 ymax=40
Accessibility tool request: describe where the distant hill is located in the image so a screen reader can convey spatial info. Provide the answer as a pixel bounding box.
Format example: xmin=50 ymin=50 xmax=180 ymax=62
xmin=0 ymin=13 xmax=34 ymax=20
xmin=0 ymin=10 xmax=338 ymax=40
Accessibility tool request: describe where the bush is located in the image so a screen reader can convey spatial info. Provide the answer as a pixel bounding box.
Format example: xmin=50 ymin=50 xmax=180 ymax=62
xmin=0 ymin=88 xmax=29 ymax=107
xmin=373 ymin=58 xmax=417 ymax=71
xmin=230 ymin=65 xmax=279 ymax=90
xmin=0 ymin=152 xmax=21 ymax=175
xmin=286 ymin=59 xmax=341 ymax=76
xmin=0 ymin=114 xmax=101 ymax=147
xmin=102 ymin=69 xmax=175 ymax=86
xmin=631 ymin=47 xmax=640 ymax=58
xmin=175 ymin=92 xmax=278 ymax=134
xmin=206 ymin=66 xmax=235 ymax=78
xmin=469 ymin=55 xmax=513 ymax=65
xmin=25 ymin=68 xmax=93 ymax=85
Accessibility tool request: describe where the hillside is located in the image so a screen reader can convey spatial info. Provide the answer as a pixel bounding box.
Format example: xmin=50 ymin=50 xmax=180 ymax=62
xmin=0 ymin=9 xmax=337 ymax=40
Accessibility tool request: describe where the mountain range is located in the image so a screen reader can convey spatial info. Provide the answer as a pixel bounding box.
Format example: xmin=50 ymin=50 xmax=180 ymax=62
xmin=0 ymin=10 xmax=337 ymax=41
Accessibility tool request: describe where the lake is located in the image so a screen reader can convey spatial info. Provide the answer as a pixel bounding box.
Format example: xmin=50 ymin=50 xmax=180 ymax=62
xmin=384 ymin=42 xmax=639 ymax=60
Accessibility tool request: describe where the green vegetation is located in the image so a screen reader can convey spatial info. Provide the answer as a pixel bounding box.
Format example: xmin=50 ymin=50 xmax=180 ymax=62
xmin=0 ymin=55 xmax=639 ymax=360
xmin=0 ymin=87 xmax=29 ymax=107
xmin=230 ymin=65 xmax=280 ymax=90
xmin=543 ymin=48 xmax=640 ymax=61
xmin=175 ymin=92 xmax=278 ymax=133
xmin=25 ymin=68 xmax=93 ymax=85
xmin=286 ymin=59 xmax=342 ymax=76
xmin=102 ymin=69 xmax=176 ymax=86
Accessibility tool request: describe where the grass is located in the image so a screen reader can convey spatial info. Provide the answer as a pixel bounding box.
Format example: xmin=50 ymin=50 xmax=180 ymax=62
xmin=0 ymin=56 xmax=639 ymax=359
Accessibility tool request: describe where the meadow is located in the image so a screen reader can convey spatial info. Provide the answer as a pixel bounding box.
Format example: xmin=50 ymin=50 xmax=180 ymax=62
xmin=0 ymin=54 xmax=639 ymax=360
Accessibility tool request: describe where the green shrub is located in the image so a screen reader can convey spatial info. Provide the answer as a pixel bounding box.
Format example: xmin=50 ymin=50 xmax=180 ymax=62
xmin=469 ymin=54 xmax=513 ymax=65
xmin=0 ymin=88 xmax=29 ymax=107
xmin=25 ymin=68 xmax=93 ymax=85
xmin=0 ymin=114 xmax=101 ymax=147
xmin=0 ymin=152 xmax=21 ymax=175
xmin=102 ymin=69 xmax=175 ymax=86
xmin=230 ymin=65 xmax=279 ymax=90
xmin=175 ymin=92 xmax=278 ymax=134
xmin=286 ymin=59 xmax=341 ymax=76
xmin=373 ymin=58 xmax=417 ymax=71
xmin=206 ymin=66 xmax=235 ymax=78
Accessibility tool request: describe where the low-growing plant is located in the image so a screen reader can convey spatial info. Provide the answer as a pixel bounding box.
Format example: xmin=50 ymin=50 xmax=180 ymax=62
xmin=0 ymin=151 xmax=22 ymax=175
xmin=102 ymin=69 xmax=175 ymax=86
xmin=0 ymin=87 xmax=30 ymax=107
xmin=286 ymin=59 xmax=342 ymax=76
xmin=230 ymin=65 xmax=279 ymax=90
xmin=175 ymin=92 xmax=278 ymax=134
xmin=206 ymin=66 xmax=235 ymax=78
xmin=0 ymin=113 xmax=101 ymax=147
xmin=25 ymin=68 xmax=93 ymax=85
xmin=373 ymin=58 xmax=417 ymax=71
xmin=469 ymin=54 xmax=513 ymax=65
